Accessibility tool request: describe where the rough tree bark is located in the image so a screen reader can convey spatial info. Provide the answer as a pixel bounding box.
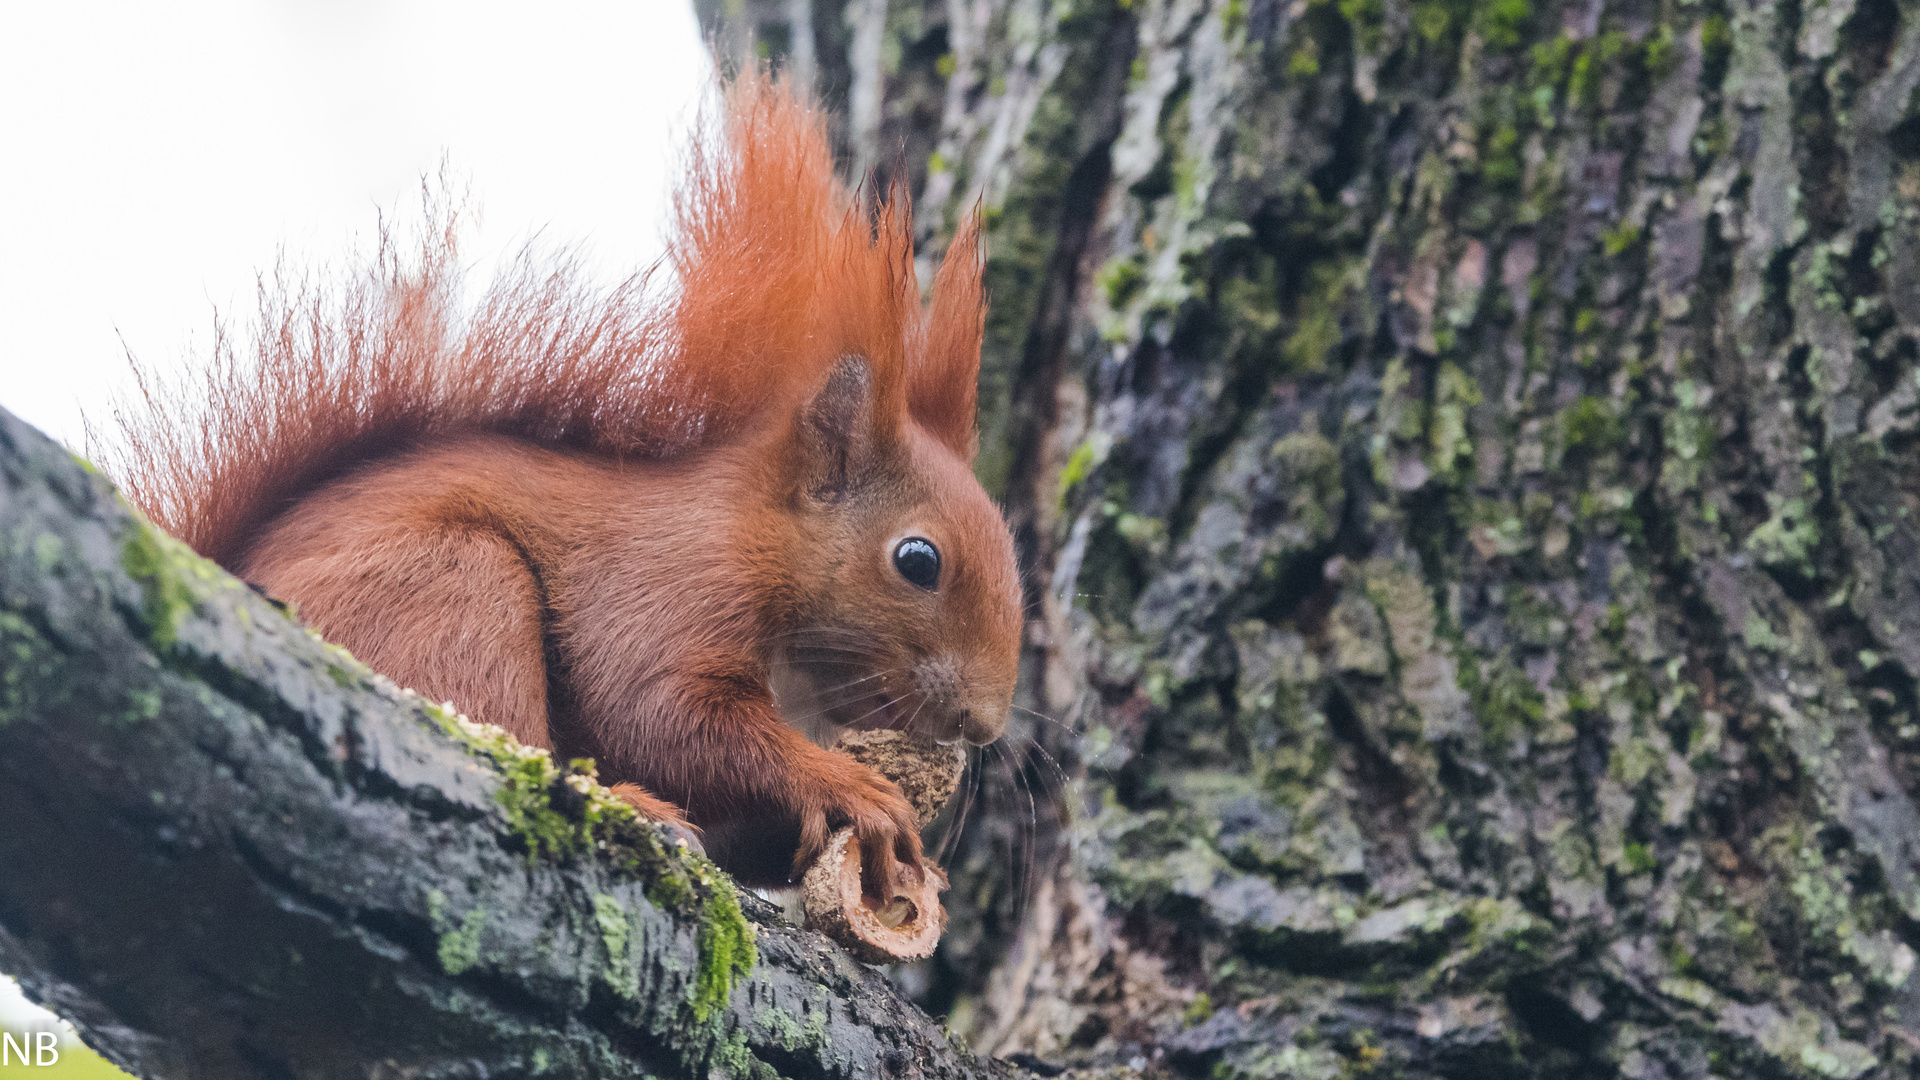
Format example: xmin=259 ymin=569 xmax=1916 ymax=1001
xmin=0 ymin=408 xmax=1004 ymax=1080
xmin=704 ymin=0 xmax=1920 ymax=1076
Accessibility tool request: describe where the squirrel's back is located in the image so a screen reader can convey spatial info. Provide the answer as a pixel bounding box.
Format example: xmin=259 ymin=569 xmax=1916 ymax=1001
xmin=109 ymin=73 xmax=985 ymax=568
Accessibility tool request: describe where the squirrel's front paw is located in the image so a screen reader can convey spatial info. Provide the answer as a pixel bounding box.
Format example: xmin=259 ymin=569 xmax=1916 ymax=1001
xmin=795 ymin=769 xmax=924 ymax=903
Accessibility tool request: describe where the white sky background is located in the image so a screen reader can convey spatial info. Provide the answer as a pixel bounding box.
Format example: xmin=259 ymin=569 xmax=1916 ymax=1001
xmin=0 ymin=0 xmax=712 ymax=454
xmin=0 ymin=0 xmax=710 ymax=1039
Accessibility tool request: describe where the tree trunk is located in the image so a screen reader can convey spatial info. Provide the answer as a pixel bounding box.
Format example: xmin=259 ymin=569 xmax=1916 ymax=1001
xmin=700 ymin=0 xmax=1920 ymax=1075
xmin=0 ymin=409 xmax=998 ymax=1080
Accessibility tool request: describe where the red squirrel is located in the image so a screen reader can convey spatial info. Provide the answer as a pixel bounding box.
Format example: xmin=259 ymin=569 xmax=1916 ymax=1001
xmin=110 ymin=75 xmax=1023 ymax=901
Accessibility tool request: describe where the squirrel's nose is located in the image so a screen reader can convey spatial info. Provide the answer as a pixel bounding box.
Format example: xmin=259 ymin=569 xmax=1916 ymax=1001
xmin=959 ymin=707 xmax=1003 ymax=745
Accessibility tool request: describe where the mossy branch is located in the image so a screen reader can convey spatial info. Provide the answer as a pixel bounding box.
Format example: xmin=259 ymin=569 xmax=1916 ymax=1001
xmin=0 ymin=406 xmax=993 ymax=1080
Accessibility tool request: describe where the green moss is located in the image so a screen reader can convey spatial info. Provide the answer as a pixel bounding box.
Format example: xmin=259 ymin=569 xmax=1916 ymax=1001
xmin=1428 ymin=362 xmax=1482 ymax=480
xmin=649 ymin=866 xmax=698 ymax=912
xmin=1221 ymin=0 xmax=1248 ymax=34
xmin=1059 ymin=432 xmax=1113 ymax=505
xmin=0 ymin=612 xmax=65 ymax=727
xmin=1475 ymin=0 xmax=1531 ymax=51
xmin=1661 ymin=380 xmax=1715 ymax=497
xmin=1529 ymin=34 xmax=1572 ymax=86
xmin=1114 ymin=512 xmax=1168 ymax=557
xmin=595 ymin=893 xmax=640 ymax=999
xmin=706 ymin=1029 xmax=760 ymax=1079
xmin=1566 ymin=50 xmax=1594 ymax=106
xmin=124 ymin=687 xmax=162 ymax=723
xmin=1526 ymin=33 xmax=1573 ymax=122
xmin=1061 ymin=440 xmax=1099 ymax=495
xmin=1602 ymin=223 xmax=1641 ymax=256
xmin=1623 ymin=842 xmax=1657 ymax=874
xmin=1466 ymin=896 xmax=1549 ymax=953
xmin=428 ymin=890 xmax=487 ymax=976
xmin=1700 ymin=14 xmax=1732 ymax=78
xmin=1745 ymin=494 xmax=1820 ymax=574
xmin=1757 ymin=827 xmax=1860 ymax=947
xmin=424 ymin=705 xmax=756 ymax=1028
xmin=1098 ymin=257 xmax=1146 ymax=309
xmin=1215 ymin=1042 xmax=1347 ymax=1080
xmin=691 ymin=880 xmax=757 ymax=1023
xmin=1184 ymin=992 xmax=1216 ymax=1026
xmin=1282 ymin=260 xmax=1360 ymax=374
xmin=759 ymin=1006 xmax=805 ymax=1050
xmin=498 ymin=745 xmax=594 ymax=859
xmin=33 ymin=533 xmax=62 ymax=571
xmin=1483 ymin=122 xmax=1522 ymax=186
xmin=1461 ymin=653 xmax=1546 ymax=747
xmin=1221 ymin=273 xmax=1282 ymax=337
xmin=1171 ymin=154 xmax=1205 ymax=216
xmin=1338 ymin=0 xmax=1386 ymax=51
xmin=803 ymin=1006 xmax=829 ymax=1050
xmin=1641 ymin=24 xmax=1675 ymax=77
xmin=119 ymin=528 xmax=198 ymax=649
xmin=749 ymin=994 xmax=833 ymax=1057
xmin=1411 ymin=0 xmax=1453 ymax=43
xmin=1743 ymin=616 xmax=1782 ymax=654
xmin=426 ymin=704 xmax=647 ymax=863
xmin=1270 ymin=433 xmax=1343 ymax=542
xmin=1595 ymin=28 xmax=1625 ymax=62
xmin=1370 ymin=359 xmax=1428 ymax=487
xmin=1560 ymin=396 xmax=1624 ymax=459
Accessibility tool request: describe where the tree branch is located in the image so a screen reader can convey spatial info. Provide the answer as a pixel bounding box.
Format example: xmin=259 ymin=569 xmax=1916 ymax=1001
xmin=0 ymin=406 xmax=998 ymax=1080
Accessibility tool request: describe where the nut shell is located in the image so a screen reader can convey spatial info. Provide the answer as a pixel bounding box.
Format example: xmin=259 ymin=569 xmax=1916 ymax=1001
xmin=801 ymin=829 xmax=949 ymax=964
xmin=800 ymin=731 xmax=966 ymax=961
xmin=833 ymin=730 xmax=965 ymax=826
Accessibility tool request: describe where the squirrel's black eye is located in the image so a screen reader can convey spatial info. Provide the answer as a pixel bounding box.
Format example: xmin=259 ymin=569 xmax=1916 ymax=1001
xmin=893 ymin=537 xmax=941 ymax=591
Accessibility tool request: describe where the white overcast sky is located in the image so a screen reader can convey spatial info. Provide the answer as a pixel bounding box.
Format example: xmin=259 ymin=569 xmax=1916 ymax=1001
xmin=0 ymin=0 xmax=712 ymax=454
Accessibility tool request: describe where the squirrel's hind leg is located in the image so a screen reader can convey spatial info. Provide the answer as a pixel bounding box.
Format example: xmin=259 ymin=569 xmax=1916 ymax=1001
xmin=243 ymin=520 xmax=559 ymax=752
xmin=249 ymin=511 xmax=704 ymax=858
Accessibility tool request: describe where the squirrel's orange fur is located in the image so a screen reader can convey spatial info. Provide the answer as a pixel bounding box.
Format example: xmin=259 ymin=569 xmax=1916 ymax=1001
xmin=110 ymin=75 xmax=1021 ymax=899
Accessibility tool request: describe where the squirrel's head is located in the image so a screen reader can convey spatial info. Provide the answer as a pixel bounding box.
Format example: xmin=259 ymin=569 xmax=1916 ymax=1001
xmin=761 ymin=209 xmax=1020 ymax=749
xmin=765 ymin=342 xmax=1022 ymax=749
xmin=671 ymin=75 xmax=1021 ymax=747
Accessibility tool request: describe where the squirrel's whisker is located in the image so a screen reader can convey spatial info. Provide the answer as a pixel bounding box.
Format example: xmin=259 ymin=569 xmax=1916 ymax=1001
xmin=1012 ymin=733 xmax=1072 ymax=798
xmin=772 ymin=671 xmax=905 ymax=725
xmin=931 ymin=749 xmax=980 ymax=863
xmin=840 ymin=690 xmax=915 ymax=729
xmin=1010 ymin=702 xmax=1081 ymax=738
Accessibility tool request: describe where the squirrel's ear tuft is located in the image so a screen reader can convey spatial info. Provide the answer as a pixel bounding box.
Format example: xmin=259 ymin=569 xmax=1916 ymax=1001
xmin=913 ymin=215 xmax=986 ymax=460
xmin=796 ymin=355 xmax=885 ymax=501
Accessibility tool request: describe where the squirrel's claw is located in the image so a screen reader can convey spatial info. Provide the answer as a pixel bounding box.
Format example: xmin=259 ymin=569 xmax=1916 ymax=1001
xmin=853 ymin=802 xmax=925 ymax=904
xmin=796 ymin=767 xmax=928 ymax=905
xmin=662 ymin=820 xmax=706 ymax=856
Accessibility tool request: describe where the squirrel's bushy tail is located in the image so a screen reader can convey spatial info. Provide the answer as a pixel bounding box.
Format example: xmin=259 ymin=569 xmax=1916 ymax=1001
xmin=108 ymin=71 xmax=987 ymax=565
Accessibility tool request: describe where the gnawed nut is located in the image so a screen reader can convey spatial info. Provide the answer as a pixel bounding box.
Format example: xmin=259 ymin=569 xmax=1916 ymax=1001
xmin=801 ymin=731 xmax=965 ymax=961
